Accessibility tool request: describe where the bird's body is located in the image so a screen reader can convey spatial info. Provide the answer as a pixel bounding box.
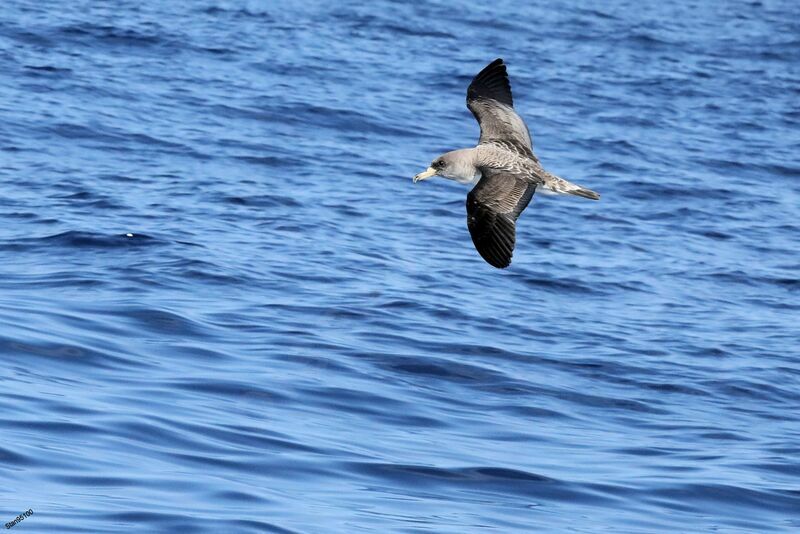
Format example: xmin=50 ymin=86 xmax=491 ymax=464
xmin=414 ymin=59 xmax=599 ymax=268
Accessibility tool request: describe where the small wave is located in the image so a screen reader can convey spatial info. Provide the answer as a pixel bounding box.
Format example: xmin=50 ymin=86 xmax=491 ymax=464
xmin=31 ymin=230 xmax=161 ymax=249
xmin=56 ymin=22 xmax=171 ymax=49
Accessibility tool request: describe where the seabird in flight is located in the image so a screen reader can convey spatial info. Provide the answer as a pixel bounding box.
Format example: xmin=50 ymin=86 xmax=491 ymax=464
xmin=414 ymin=58 xmax=600 ymax=268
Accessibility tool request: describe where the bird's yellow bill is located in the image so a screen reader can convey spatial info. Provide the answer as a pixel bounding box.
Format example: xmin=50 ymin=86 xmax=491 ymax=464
xmin=413 ymin=167 xmax=436 ymax=183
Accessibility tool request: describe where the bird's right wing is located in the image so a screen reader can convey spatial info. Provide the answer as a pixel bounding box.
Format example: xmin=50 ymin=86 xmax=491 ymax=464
xmin=466 ymin=171 xmax=537 ymax=268
xmin=467 ymin=59 xmax=534 ymax=158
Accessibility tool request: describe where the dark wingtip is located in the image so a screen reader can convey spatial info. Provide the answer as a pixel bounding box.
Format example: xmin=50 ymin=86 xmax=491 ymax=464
xmin=477 ymin=250 xmax=512 ymax=269
xmin=490 ymin=257 xmax=512 ymax=269
xmin=468 ymin=58 xmax=513 ymax=107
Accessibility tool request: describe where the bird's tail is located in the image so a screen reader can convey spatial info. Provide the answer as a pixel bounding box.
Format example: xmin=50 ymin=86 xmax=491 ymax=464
xmin=541 ymin=173 xmax=600 ymax=200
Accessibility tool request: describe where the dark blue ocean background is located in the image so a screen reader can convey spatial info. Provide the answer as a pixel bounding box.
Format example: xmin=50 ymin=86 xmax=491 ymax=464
xmin=2 ymin=0 xmax=799 ymax=532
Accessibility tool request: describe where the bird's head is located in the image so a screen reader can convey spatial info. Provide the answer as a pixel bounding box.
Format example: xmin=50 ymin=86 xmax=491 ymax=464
xmin=413 ymin=155 xmax=447 ymax=183
xmin=413 ymin=150 xmax=480 ymax=185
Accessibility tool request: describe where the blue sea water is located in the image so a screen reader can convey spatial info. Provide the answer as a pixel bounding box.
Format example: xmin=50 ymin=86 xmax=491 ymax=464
xmin=1 ymin=0 xmax=799 ymax=531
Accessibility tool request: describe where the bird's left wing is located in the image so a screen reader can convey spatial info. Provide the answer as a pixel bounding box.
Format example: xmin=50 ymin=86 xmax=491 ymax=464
xmin=467 ymin=59 xmax=534 ymax=158
xmin=466 ymin=172 xmax=537 ymax=268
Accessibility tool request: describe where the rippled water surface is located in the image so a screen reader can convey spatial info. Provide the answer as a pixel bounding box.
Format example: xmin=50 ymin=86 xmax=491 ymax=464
xmin=2 ymin=0 xmax=800 ymax=532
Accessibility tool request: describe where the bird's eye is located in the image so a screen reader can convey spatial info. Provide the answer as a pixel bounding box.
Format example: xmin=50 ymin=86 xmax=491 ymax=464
xmin=434 ymin=160 xmax=444 ymax=168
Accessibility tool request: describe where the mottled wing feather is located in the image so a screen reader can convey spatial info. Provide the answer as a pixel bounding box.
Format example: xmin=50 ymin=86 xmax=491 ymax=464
xmin=466 ymin=59 xmax=534 ymax=157
xmin=466 ymin=172 xmax=537 ymax=268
